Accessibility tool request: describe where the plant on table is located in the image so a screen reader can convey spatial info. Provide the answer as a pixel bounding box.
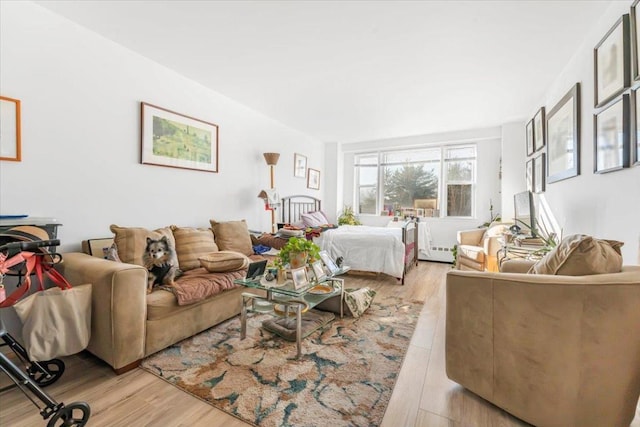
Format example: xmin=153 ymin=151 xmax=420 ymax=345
xmin=274 ymin=237 xmax=321 ymax=269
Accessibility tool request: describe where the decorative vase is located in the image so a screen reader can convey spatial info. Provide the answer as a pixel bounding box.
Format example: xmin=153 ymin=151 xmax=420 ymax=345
xmin=289 ymin=251 xmax=308 ymax=269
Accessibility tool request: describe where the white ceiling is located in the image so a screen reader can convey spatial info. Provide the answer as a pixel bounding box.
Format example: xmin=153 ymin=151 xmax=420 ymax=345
xmin=36 ymin=0 xmax=615 ymax=143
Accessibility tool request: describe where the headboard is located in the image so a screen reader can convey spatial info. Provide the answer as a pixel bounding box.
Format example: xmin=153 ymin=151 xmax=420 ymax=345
xmin=281 ymin=195 xmax=321 ymax=224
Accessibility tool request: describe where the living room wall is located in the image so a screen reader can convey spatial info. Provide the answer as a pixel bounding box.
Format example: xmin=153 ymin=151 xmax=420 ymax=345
xmin=505 ymin=0 xmax=640 ymax=264
xmin=0 ymin=1 xmax=325 ymax=251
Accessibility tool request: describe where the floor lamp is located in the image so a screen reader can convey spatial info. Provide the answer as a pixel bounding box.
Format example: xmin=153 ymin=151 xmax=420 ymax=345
xmin=262 ymin=152 xmax=280 ymax=233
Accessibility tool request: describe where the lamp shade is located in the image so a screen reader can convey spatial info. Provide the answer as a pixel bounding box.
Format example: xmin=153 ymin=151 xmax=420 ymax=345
xmin=263 ymin=152 xmax=280 ymax=166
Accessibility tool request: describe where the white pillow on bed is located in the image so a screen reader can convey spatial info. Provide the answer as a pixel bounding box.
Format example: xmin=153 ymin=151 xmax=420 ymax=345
xmin=301 ymin=211 xmax=329 ymax=227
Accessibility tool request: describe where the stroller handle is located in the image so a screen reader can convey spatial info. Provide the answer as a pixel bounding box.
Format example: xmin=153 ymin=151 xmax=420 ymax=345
xmin=0 ymin=239 xmax=60 ymax=253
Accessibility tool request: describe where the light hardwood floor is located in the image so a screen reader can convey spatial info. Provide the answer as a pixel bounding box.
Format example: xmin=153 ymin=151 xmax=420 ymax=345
xmin=1 ymin=261 xmax=639 ymax=426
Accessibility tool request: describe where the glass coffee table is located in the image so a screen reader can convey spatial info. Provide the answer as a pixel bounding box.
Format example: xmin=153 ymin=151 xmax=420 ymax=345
xmin=234 ymin=276 xmax=344 ymax=359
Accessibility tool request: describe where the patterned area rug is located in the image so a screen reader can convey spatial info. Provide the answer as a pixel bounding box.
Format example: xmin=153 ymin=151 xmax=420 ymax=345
xmin=140 ymin=295 xmax=422 ymax=427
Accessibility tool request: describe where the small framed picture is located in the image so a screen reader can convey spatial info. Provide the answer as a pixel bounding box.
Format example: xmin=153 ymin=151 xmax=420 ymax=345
xmin=0 ymin=96 xmax=21 ymax=162
xmin=594 ymin=14 xmax=630 ymax=107
xmin=526 ymin=119 xmax=534 ymax=156
xmin=533 ymin=107 xmax=545 ymax=152
xmin=594 ymin=94 xmax=630 ymax=173
xmin=311 ymin=260 xmax=327 ymax=283
xmin=633 ymin=88 xmax=640 ymax=165
xmin=533 ymin=153 xmax=545 ymax=193
xmin=290 ymin=266 xmax=309 ymax=290
xmin=307 ymin=168 xmax=320 ymax=190
xmin=319 ymin=250 xmax=339 ymax=275
xmin=294 ymin=153 xmax=307 ymax=178
xmin=526 ymin=158 xmax=534 ymax=192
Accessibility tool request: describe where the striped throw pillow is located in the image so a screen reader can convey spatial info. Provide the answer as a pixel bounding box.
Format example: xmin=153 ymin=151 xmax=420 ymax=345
xmin=170 ymin=226 xmax=219 ymax=271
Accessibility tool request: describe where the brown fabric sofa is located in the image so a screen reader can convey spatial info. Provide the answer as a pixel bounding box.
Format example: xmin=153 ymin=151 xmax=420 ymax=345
xmin=445 ymin=265 xmax=640 ymax=427
xmin=59 ymin=252 xmax=264 ymax=374
xmin=59 ymin=220 xmax=268 ymax=374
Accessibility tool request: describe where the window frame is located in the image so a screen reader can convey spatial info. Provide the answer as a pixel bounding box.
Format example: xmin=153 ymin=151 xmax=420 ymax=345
xmin=353 ymin=144 xmax=477 ymax=219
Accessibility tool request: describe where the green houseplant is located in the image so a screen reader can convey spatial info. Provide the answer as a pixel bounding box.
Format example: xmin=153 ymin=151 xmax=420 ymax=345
xmin=338 ymin=205 xmax=361 ymax=226
xmin=274 ymin=237 xmax=321 ymax=269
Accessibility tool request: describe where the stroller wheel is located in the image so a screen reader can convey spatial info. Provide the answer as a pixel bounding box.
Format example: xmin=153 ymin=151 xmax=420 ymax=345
xmin=46 ymin=402 xmax=91 ymax=427
xmin=28 ymin=359 xmax=65 ymax=387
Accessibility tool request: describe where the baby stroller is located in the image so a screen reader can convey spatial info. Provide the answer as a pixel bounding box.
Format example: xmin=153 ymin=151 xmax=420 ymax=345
xmin=0 ymin=238 xmax=90 ymax=427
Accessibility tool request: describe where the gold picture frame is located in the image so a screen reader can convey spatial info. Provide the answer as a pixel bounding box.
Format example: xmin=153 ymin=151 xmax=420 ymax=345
xmin=0 ymin=96 xmax=21 ymax=162
xmin=140 ymin=102 xmax=219 ymax=172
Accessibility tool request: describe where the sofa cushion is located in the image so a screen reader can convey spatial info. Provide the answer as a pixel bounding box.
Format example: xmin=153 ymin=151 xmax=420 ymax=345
xmin=529 ymin=234 xmax=624 ymax=275
xmin=199 ymin=251 xmax=249 ymax=272
xmin=109 ymin=224 xmax=177 ymax=267
xmin=210 ymin=219 xmax=253 ymax=256
xmin=170 ymin=226 xmax=219 ymax=271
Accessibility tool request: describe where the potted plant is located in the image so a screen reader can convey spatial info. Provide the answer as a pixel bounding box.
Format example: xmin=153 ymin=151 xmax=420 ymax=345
xmin=338 ymin=205 xmax=361 ymax=225
xmin=274 ymin=237 xmax=321 ymax=269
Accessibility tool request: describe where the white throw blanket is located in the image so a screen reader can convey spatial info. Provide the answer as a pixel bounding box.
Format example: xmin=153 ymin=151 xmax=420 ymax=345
xmin=314 ymin=225 xmax=405 ymax=279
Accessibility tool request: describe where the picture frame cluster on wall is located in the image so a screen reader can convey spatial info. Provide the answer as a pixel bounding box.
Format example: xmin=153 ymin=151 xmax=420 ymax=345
xmin=592 ymin=6 xmax=639 ymax=172
xmin=524 ymin=106 xmax=548 ymax=192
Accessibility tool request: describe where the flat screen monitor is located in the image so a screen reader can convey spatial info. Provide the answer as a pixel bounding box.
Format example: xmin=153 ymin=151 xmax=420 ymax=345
xmin=513 ymin=191 xmax=537 ymax=236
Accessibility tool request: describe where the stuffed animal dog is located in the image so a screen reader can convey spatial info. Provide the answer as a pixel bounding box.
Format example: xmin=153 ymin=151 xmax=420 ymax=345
xmin=142 ymin=236 xmax=178 ymax=293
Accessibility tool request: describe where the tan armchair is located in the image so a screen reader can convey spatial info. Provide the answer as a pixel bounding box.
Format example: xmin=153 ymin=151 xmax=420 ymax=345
xmin=445 ymin=265 xmax=640 ymax=427
xmin=456 ymin=223 xmax=509 ymax=272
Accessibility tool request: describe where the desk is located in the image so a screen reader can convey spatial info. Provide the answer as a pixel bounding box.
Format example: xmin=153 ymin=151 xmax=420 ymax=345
xmin=0 ymin=217 xmax=62 ymax=242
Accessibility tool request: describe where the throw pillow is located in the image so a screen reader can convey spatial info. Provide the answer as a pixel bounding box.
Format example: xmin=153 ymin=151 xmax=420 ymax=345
xmin=209 ymin=219 xmax=253 ymax=256
xmin=300 ymin=211 xmax=330 ymax=228
xmin=170 ymin=226 xmax=219 ymax=271
xmin=343 ymin=287 xmax=377 ymax=317
xmin=529 ymin=234 xmax=624 ymax=275
xmin=318 ymin=287 xmax=377 ymax=317
xmin=105 ymin=243 xmax=122 ymax=263
xmin=110 ymin=224 xmax=177 ymax=267
xmin=199 ymin=251 xmax=250 ymax=273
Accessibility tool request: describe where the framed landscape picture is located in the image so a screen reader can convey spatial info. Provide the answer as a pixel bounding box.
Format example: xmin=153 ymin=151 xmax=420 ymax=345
xmin=594 ymin=94 xmax=630 ymax=173
xmin=533 ymin=107 xmax=546 ymax=152
xmin=546 ymin=83 xmax=581 ymax=184
xmin=594 ymin=14 xmax=630 ymax=107
xmin=534 ymin=153 xmax=545 ymax=193
xmin=140 ymin=102 xmax=219 ymax=172
xmin=0 ymin=96 xmax=21 ymax=162
xmin=294 ymin=153 xmax=307 ymax=178
xmin=526 ymin=120 xmax=534 ymax=156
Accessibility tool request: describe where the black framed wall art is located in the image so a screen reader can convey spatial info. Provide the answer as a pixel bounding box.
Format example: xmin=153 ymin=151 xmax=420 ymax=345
xmin=533 ymin=107 xmax=546 ymax=152
xmin=631 ymin=0 xmax=640 ymax=82
xmin=594 ymin=14 xmax=630 ymax=107
xmin=526 ymin=120 xmax=534 ymax=156
xmin=594 ymin=94 xmax=630 ymax=174
xmin=533 ymin=153 xmax=545 ymax=193
xmin=526 ymin=158 xmax=533 ymax=192
xmin=546 ymin=83 xmax=581 ymax=184
xmin=633 ymin=87 xmax=640 ymax=165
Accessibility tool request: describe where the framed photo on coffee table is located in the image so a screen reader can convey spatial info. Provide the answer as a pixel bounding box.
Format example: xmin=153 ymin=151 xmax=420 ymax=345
xmin=290 ymin=266 xmax=309 ymax=290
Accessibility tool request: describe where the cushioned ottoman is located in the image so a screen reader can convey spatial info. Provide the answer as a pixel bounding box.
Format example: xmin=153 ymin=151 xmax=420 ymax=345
xmin=262 ymin=309 xmax=335 ymax=341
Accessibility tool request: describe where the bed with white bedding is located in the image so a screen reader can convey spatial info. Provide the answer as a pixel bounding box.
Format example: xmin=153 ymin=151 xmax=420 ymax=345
xmin=280 ymin=195 xmax=418 ymax=284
